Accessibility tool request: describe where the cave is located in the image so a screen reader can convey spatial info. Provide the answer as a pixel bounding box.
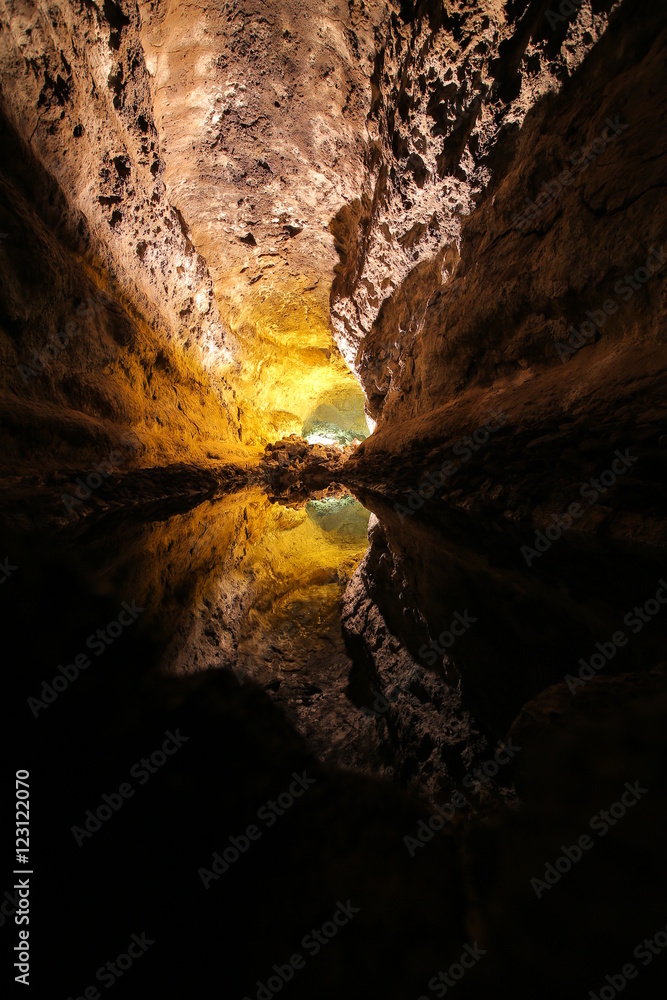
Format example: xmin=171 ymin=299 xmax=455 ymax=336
xmin=1 ymin=0 xmax=666 ymax=997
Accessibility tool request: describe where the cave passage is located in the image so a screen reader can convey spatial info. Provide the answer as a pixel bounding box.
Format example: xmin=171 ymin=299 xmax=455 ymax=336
xmin=2 ymin=0 xmax=666 ymax=996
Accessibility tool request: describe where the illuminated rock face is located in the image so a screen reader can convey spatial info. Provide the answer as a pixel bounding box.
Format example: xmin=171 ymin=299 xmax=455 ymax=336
xmin=345 ymin=0 xmax=667 ymax=548
xmin=0 ymin=0 xmax=234 ymax=365
xmin=0 ymin=110 xmax=247 ymax=476
xmin=138 ymin=0 xmax=387 ymax=441
xmin=329 ymin=0 xmax=620 ymax=372
xmin=0 ymin=0 xmax=664 ymax=498
xmin=2 ymin=8 xmax=666 ymax=990
xmin=0 ymin=0 xmax=379 ymax=449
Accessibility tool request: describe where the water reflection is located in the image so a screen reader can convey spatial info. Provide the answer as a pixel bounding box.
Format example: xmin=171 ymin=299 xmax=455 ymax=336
xmin=21 ymin=479 xmax=665 ymax=799
xmin=64 ymin=486 xmax=375 ymax=768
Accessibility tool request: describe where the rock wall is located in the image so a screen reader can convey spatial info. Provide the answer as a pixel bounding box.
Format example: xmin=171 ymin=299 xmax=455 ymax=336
xmin=2 ymin=0 xmax=664 ymax=521
xmin=0 ymin=0 xmax=389 ymax=447
xmin=0 ymin=0 xmax=234 ymax=364
xmin=0 ymin=108 xmax=244 ymax=477
xmin=330 ymin=0 xmax=619 ymax=375
xmin=346 ymin=0 xmax=667 ymax=547
xmin=137 ymin=0 xmax=388 ymax=439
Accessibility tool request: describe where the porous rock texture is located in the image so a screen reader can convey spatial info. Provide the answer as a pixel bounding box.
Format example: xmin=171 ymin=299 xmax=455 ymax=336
xmin=344 ymin=0 xmax=667 ymax=549
xmin=0 ymin=0 xmax=251 ymax=479
xmin=0 ymin=108 xmax=247 ymax=478
xmin=138 ymin=0 xmax=387 ymax=439
xmin=2 ymin=0 xmax=665 ymax=801
xmin=8 ymin=1 xmax=663 ymax=463
xmin=3 ymin=0 xmax=664 ymax=520
xmin=0 ymin=0 xmax=234 ymax=361
xmin=0 ymin=0 xmax=375 ymax=461
xmin=329 ymin=0 xmax=621 ymax=371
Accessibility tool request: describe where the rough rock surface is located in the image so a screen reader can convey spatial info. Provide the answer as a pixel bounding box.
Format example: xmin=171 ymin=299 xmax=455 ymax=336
xmin=0 ymin=0 xmax=234 ymax=363
xmin=2 ymin=3 xmax=667 ymax=997
xmin=138 ymin=0 xmax=389 ymax=438
xmin=0 ymin=108 xmax=248 ymax=479
xmin=4 ymin=0 xmax=662 ymax=492
xmin=329 ymin=0 xmax=620 ymax=373
xmin=347 ymin=0 xmax=667 ymax=548
xmin=259 ymin=434 xmax=354 ymax=499
xmin=0 ymin=0 xmax=385 ymax=444
xmin=138 ymin=0 xmax=387 ymax=309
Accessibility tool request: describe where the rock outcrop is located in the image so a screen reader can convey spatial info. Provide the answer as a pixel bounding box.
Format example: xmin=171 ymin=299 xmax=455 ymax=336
xmin=0 ymin=0 xmax=234 ymax=362
xmin=0 ymin=108 xmax=246 ymax=477
xmin=345 ymin=0 xmax=667 ymax=549
xmin=330 ymin=0 xmax=620 ymax=372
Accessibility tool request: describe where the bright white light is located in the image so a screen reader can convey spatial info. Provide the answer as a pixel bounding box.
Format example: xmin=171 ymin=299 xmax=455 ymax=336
xmin=305 ymin=434 xmax=339 ymax=446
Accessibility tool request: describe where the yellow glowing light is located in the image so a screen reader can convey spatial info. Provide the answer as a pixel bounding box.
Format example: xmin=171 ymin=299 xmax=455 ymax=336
xmin=217 ymin=275 xmax=369 ymax=446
